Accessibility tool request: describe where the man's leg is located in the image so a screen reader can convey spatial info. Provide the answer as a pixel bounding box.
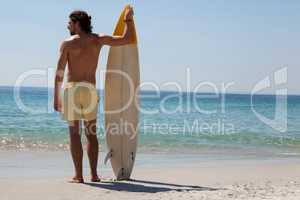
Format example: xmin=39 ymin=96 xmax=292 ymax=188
xmin=84 ymin=119 xmax=100 ymax=182
xmin=68 ymin=120 xmax=84 ymax=183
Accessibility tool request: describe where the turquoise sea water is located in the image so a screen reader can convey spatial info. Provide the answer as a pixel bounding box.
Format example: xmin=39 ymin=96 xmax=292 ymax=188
xmin=0 ymin=86 xmax=299 ymax=154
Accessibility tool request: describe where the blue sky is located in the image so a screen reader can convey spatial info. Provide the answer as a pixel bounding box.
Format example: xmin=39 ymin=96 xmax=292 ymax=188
xmin=0 ymin=0 xmax=299 ymax=94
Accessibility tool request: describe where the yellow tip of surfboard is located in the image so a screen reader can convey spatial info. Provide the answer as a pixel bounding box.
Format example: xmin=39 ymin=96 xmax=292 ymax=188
xmin=113 ymin=5 xmax=137 ymax=44
xmin=125 ymin=4 xmax=131 ymax=9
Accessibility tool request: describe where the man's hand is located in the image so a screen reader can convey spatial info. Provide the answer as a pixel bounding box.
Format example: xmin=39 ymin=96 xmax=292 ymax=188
xmin=124 ymin=7 xmax=134 ymax=21
xmin=98 ymin=6 xmax=135 ymax=46
xmin=54 ymin=98 xmax=62 ymax=112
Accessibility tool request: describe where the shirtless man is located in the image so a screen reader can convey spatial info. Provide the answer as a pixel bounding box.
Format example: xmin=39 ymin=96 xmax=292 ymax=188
xmin=54 ymin=7 xmax=134 ymax=183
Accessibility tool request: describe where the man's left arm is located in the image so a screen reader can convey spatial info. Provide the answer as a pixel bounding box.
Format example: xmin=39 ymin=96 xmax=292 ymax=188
xmin=54 ymin=41 xmax=68 ymax=112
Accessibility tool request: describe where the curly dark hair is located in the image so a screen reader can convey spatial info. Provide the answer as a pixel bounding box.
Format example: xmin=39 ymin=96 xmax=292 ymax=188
xmin=69 ymin=10 xmax=93 ymax=33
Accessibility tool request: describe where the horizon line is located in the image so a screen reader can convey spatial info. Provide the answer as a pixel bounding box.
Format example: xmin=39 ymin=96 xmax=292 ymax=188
xmin=0 ymin=85 xmax=299 ymax=96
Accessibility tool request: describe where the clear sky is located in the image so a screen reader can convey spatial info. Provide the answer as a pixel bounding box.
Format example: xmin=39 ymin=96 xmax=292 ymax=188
xmin=0 ymin=0 xmax=299 ymax=94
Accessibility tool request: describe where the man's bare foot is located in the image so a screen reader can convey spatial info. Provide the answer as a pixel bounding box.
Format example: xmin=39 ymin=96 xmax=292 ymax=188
xmin=68 ymin=176 xmax=84 ymax=184
xmin=91 ymin=175 xmax=101 ymax=182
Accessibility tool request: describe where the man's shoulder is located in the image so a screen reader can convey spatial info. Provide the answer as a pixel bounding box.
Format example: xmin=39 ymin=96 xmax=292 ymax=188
xmin=60 ymin=36 xmax=78 ymax=49
xmin=64 ymin=36 xmax=79 ymax=43
xmin=95 ymin=32 xmax=106 ymax=37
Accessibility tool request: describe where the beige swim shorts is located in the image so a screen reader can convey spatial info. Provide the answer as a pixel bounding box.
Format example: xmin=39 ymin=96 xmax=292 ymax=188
xmin=62 ymin=82 xmax=99 ymax=121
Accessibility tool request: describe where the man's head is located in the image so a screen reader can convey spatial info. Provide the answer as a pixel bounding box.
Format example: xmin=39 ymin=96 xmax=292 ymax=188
xmin=68 ymin=10 xmax=93 ymax=35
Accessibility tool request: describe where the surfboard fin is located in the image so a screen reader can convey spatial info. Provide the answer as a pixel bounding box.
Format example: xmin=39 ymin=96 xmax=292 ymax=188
xmin=104 ymin=149 xmax=113 ymax=165
xmin=117 ymin=168 xmax=128 ymax=181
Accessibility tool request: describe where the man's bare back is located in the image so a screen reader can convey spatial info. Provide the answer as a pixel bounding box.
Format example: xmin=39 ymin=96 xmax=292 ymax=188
xmin=64 ymin=34 xmax=101 ymax=85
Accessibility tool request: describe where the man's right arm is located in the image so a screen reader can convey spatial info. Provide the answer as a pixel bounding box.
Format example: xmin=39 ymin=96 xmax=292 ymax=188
xmin=98 ymin=7 xmax=135 ymax=46
xmin=54 ymin=41 xmax=68 ymax=112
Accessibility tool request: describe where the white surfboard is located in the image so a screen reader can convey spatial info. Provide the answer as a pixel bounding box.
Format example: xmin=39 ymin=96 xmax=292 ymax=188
xmin=104 ymin=5 xmax=140 ymax=180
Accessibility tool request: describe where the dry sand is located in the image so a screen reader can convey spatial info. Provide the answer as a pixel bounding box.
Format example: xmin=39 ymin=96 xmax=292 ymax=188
xmin=1 ymin=151 xmax=300 ymax=200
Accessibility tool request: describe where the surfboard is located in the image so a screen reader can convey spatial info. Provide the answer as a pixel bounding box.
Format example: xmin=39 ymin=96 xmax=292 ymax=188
xmin=104 ymin=5 xmax=140 ymax=181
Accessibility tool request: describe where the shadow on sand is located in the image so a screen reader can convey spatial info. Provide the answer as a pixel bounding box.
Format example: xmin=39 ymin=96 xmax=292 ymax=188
xmin=85 ymin=179 xmax=225 ymax=193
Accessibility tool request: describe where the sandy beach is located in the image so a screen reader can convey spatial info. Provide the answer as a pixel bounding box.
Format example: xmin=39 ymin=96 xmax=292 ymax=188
xmin=1 ymin=151 xmax=300 ymax=200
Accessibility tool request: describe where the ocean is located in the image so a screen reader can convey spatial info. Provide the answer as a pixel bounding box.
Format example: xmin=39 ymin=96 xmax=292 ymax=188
xmin=0 ymin=86 xmax=299 ymax=156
